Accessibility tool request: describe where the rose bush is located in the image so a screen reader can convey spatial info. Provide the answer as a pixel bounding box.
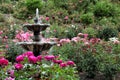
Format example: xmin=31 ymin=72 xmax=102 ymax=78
xmin=52 ymin=33 xmax=120 ymax=79
xmin=0 ymin=51 xmax=79 ymax=80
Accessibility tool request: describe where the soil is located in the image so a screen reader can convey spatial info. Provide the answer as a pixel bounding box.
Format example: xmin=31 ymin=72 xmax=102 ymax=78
xmin=79 ymin=72 xmax=120 ymax=80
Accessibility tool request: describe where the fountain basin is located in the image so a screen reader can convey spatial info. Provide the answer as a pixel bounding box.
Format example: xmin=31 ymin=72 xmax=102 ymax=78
xmin=24 ymin=24 xmax=50 ymax=32
xmin=17 ymin=42 xmax=56 ymax=56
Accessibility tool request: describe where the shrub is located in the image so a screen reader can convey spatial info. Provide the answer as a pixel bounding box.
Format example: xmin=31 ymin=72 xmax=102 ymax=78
xmin=80 ymin=13 xmax=94 ymax=25
xmin=52 ymin=39 xmax=100 ymax=78
xmin=44 ymin=8 xmax=69 ymax=25
xmin=42 ymin=24 xmax=66 ymax=38
xmin=25 ymin=0 xmax=43 ymax=14
xmin=94 ymin=1 xmax=118 ymax=17
xmin=52 ymin=34 xmax=120 ymax=79
xmin=5 ymin=42 xmax=25 ymax=63
xmin=5 ymin=25 xmax=21 ymax=39
xmin=98 ymin=27 xmax=118 ymax=41
xmin=82 ymin=27 xmax=98 ymax=38
xmin=1 ymin=52 xmax=79 ymax=80
xmin=0 ymin=13 xmax=5 ymax=22
xmin=102 ymin=63 xmax=118 ymax=80
xmin=13 ymin=0 xmax=29 ymax=19
xmin=75 ymin=0 xmax=99 ymax=12
xmin=0 ymin=0 xmax=11 ymax=3
xmin=13 ymin=6 xmax=29 ymax=19
xmin=65 ymin=25 xmax=82 ymax=39
xmin=52 ymin=0 xmax=69 ymax=9
xmin=0 ymin=3 xmax=13 ymax=14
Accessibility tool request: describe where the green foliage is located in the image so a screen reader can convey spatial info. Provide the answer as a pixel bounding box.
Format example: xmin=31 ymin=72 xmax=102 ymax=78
xmin=80 ymin=13 xmax=94 ymax=25
xmin=52 ymin=37 xmax=120 ymax=79
xmin=94 ymin=1 xmax=118 ymax=18
xmin=5 ymin=42 xmax=25 ymax=63
xmin=6 ymin=25 xmax=21 ymax=39
xmin=0 ymin=0 xmax=11 ymax=3
xmin=0 ymin=3 xmax=13 ymax=14
xmin=53 ymin=42 xmax=100 ymax=78
xmin=25 ymin=0 xmax=43 ymax=14
xmin=43 ymin=24 xmax=66 ymax=38
xmin=13 ymin=54 xmax=79 ymax=80
xmin=52 ymin=0 xmax=69 ymax=9
xmin=13 ymin=0 xmax=29 ymax=19
xmin=82 ymin=51 xmax=99 ymax=78
xmin=102 ymin=64 xmax=118 ymax=80
xmin=82 ymin=27 xmax=97 ymax=38
xmin=75 ymin=0 xmax=99 ymax=12
xmin=98 ymin=27 xmax=118 ymax=41
xmin=0 ymin=13 xmax=5 ymax=22
xmin=14 ymin=6 xmax=29 ymax=19
xmin=65 ymin=25 xmax=82 ymax=39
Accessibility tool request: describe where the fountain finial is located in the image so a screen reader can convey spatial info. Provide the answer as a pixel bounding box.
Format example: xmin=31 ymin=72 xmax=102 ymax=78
xmin=34 ymin=8 xmax=42 ymax=24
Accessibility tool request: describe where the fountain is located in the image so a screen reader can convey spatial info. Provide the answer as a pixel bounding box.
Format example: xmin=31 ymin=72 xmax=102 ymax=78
xmin=17 ymin=8 xmax=56 ymax=56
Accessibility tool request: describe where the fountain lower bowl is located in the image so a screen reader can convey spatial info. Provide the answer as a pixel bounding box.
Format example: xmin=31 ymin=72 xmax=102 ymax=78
xmin=17 ymin=42 xmax=56 ymax=52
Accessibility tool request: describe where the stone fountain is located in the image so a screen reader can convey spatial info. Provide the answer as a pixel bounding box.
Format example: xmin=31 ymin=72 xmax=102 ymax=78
xmin=17 ymin=8 xmax=56 ymax=56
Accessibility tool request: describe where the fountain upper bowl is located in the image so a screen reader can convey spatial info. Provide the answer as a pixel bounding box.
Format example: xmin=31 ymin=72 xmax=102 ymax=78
xmin=23 ymin=23 xmax=50 ymax=32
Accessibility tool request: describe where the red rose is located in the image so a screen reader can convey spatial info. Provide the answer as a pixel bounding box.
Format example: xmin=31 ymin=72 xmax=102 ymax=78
xmin=14 ymin=63 xmax=23 ymax=70
xmin=28 ymin=56 xmax=37 ymax=64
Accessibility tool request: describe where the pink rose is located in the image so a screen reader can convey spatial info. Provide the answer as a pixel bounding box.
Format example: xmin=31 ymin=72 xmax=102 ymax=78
xmin=0 ymin=31 xmax=2 ymax=34
xmin=44 ymin=55 xmax=55 ymax=61
xmin=5 ymin=77 xmax=15 ymax=80
xmin=71 ymin=37 xmax=80 ymax=42
xmin=28 ymin=56 xmax=37 ymax=63
xmin=37 ymin=55 xmax=42 ymax=61
xmin=67 ymin=61 xmax=75 ymax=66
xmin=83 ymin=34 xmax=88 ymax=38
xmin=45 ymin=17 xmax=50 ymax=21
xmin=90 ymin=38 xmax=100 ymax=44
xmin=59 ymin=38 xmax=71 ymax=45
xmin=64 ymin=16 xmax=68 ymax=20
xmin=77 ymin=33 xmax=84 ymax=37
xmin=53 ymin=60 xmax=62 ymax=64
xmin=23 ymin=51 xmax=34 ymax=57
xmin=7 ymin=70 xmax=14 ymax=78
xmin=16 ymin=55 xmax=24 ymax=62
xmin=0 ymin=58 xmax=9 ymax=66
xmin=5 ymin=44 xmax=9 ymax=48
xmin=14 ymin=63 xmax=23 ymax=70
xmin=60 ymin=62 xmax=67 ymax=68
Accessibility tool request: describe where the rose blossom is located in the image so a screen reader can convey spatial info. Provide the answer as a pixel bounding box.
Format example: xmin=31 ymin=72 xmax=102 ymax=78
xmin=45 ymin=17 xmax=50 ymax=21
xmin=67 ymin=61 xmax=75 ymax=66
xmin=77 ymin=33 xmax=83 ymax=37
xmin=44 ymin=55 xmax=55 ymax=61
xmin=14 ymin=63 xmax=23 ymax=70
xmin=16 ymin=55 xmax=24 ymax=62
xmin=5 ymin=44 xmax=9 ymax=48
xmin=53 ymin=60 xmax=62 ymax=64
xmin=0 ymin=58 xmax=9 ymax=66
xmin=60 ymin=62 xmax=67 ymax=68
xmin=7 ymin=70 xmax=14 ymax=78
xmin=83 ymin=34 xmax=88 ymax=38
xmin=71 ymin=37 xmax=80 ymax=42
xmin=59 ymin=38 xmax=71 ymax=45
xmin=5 ymin=77 xmax=14 ymax=80
xmin=37 ymin=55 xmax=42 ymax=61
xmin=64 ymin=16 xmax=68 ymax=20
xmin=0 ymin=31 xmax=3 ymax=35
xmin=28 ymin=56 xmax=38 ymax=63
xmin=22 ymin=51 xmax=34 ymax=57
xmin=89 ymin=38 xmax=101 ymax=44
